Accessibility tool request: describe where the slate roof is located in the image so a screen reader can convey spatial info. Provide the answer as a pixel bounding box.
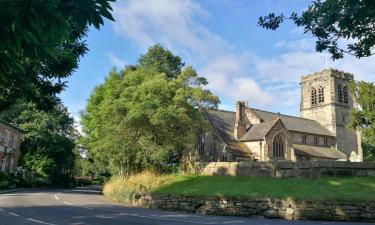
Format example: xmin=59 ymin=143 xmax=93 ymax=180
xmin=250 ymin=108 xmax=333 ymax=136
xmin=239 ymin=120 xmax=276 ymax=141
xmin=293 ymin=144 xmax=347 ymax=159
xmin=203 ymin=110 xmax=252 ymax=157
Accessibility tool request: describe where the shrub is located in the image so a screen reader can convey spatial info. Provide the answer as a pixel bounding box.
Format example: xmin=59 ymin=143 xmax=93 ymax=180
xmin=0 ymin=171 xmax=10 ymax=189
xmin=103 ymin=171 xmax=177 ymax=203
xmin=75 ymin=177 xmax=93 ymax=187
xmin=0 ymin=180 xmax=9 ymax=189
xmin=30 ymin=177 xmax=52 ymax=188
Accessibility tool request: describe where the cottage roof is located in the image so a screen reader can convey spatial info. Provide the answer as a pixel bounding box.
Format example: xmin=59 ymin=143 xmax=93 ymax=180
xmin=203 ymin=110 xmax=252 ymax=157
xmin=293 ymin=144 xmax=347 ymax=159
xmin=0 ymin=118 xmax=22 ymax=132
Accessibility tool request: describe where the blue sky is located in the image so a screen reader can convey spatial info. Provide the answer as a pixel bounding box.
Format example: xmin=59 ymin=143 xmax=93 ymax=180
xmin=59 ymin=0 xmax=375 ymax=124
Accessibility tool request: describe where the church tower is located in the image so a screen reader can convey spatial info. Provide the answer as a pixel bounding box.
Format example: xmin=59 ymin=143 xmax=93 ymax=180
xmin=300 ymin=69 xmax=362 ymax=161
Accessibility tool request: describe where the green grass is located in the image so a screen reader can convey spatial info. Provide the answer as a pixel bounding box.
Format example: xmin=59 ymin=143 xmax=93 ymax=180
xmin=152 ymin=175 xmax=375 ymax=201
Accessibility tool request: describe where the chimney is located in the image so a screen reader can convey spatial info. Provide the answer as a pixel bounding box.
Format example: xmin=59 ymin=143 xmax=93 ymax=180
xmin=234 ymin=101 xmax=246 ymax=140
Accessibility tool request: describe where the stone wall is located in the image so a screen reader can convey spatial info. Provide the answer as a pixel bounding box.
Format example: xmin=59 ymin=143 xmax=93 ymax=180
xmin=134 ymin=194 xmax=375 ymax=222
xmin=196 ymin=161 xmax=375 ymax=178
xmin=0 ymin=121 xmax=21 ymax=173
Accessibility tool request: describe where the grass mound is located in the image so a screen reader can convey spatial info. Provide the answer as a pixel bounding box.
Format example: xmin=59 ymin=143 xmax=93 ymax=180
xmin=154 ymin=175 xmax=375 ymax=201
xmin=104 ymin=173 xmax=375 ymax=203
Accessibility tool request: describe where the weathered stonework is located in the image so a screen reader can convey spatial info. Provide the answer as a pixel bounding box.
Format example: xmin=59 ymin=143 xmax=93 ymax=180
xmin=132 ymin=194 xmax=375 ymax=222
xmin=0 ymin=120 xmax=21 ymax=173
xmin=198 ymin=161 xmax=375 ymax=178
xmin=300 ymin=69 xmax=362 ymax=161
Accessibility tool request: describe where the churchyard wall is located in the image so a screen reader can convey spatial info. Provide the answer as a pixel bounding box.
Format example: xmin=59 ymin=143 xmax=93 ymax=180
xmin=194 ymin=161 xmax=375 ymax=178
xmin=133 ymin=194 xmax=375 ymax=222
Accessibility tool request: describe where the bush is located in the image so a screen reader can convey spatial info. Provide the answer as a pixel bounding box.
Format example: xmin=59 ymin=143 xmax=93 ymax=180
xmin=0 ymin=180 xmax=9 ymax=189
xmin=75 ymin=177 xmax=93 ymax=187
xmin=30 ymin=177 xmax=52 ymax=188
xmin=0 ymin=171 xmax=10 ymax=189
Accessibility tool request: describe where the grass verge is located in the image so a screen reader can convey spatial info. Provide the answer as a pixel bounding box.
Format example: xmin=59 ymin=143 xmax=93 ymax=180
xmin=103 ymin=173 xmax=375 ymax=203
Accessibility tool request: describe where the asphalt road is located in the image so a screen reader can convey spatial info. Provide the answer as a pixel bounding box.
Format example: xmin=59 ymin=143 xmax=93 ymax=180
xmin=0 ymin=189 xmax=373 ymax=225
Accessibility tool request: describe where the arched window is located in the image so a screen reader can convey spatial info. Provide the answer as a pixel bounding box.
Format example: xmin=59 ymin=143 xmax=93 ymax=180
xmin=311 ymin=88 xmax=317 ymax=105
xmin=318 ymin=86 xmax=324 ymax=103
xmin=272 ymin=134 xmax=284 ymax=159
xmin=338 ymin=84 xmax=343 ymax=103
xmin=343 ymin=86 xmax=348 ymax=104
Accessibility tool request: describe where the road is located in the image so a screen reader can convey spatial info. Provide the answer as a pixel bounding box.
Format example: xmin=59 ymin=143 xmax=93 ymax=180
xmin=0 ymin=189 xmax=373 ymax=225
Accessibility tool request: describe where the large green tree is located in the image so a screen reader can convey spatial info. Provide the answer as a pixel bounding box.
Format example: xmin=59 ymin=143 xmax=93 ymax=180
xmin=81 ymin=45 xmax=220 ymax=176
xmin=0 ymin=0 xmax=114 ymax=111
xmin=0 ymin=101 xmax=77 ymax=185
xmin=259 ymin=0 xmax=375 ymax=60
xmin=350 ymin=81 xmax=375 ymax=161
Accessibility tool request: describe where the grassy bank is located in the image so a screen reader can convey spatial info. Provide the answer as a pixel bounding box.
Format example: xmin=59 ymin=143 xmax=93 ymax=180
xmin=103 ymin=173 xmax=375 ymax=203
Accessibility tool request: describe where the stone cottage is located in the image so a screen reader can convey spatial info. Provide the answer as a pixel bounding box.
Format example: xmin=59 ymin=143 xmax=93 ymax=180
xmin=0 ymin=119 xmax=21 ymax=173
xmin=193 ymin=69 xmax=363 ymax=162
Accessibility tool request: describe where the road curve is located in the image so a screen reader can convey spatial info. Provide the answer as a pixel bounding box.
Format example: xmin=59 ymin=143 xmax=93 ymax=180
xmin=0 ymin=189 xmax=373 ymax=225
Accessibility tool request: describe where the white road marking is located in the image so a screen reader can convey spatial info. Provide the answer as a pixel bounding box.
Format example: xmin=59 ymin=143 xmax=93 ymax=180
xmin=8 ymin=212 xmax=19 ymax=217
xmin=63 ymin=201 xmax=93 ymax=210
xmin=63 ymin=201 xmax=74 ymax=205
xmin=54 ymin=194 xmax=59 ymax=200
xmin=27 ymin=218 xmax=56 ymax=225
xmin=116 ymin=213 xmax=238 ymax=224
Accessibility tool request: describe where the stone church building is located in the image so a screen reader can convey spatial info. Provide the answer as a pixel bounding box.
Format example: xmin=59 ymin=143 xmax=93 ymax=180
xmin=0 ymin=119 xmax=21 ymax=173
xmin=193 ymin=69 xmax=363 ymax=162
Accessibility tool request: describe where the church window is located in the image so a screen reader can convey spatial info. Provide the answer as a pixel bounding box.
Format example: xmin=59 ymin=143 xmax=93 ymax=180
xmin=343 ymin=86 xmax=348 ymax=104
xmin=311 ymin=88 xmax=317 ymax=105
xmin=272 ymin=134 xmax=284 ymax=159
xmin=338 ymin=84 xmax=343 ymax=103
xmin=314 ymin=137 xmax=318 ymax=145
xmin=302 ymin=135 xmax=307 ymax=143
xmin=318 ymin=86 xmax=324 ymax=103
xmin=196 ymin=133 xmax=205 ymax=156
xmin=324 ymin=137 xmax=329 ymax=146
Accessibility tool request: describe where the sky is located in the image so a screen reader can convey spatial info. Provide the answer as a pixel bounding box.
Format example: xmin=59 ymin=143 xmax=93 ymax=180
xmin=59 ymin=0 xmax=375 ymax=125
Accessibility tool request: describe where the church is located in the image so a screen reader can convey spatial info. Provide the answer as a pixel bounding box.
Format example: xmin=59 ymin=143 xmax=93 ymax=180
xmin=192 ymin=69 xmax=363 ymax=162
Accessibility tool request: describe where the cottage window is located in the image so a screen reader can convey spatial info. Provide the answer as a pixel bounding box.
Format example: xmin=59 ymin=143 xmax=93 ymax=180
xmin=343 ymin=86 xmax=348 ymax=104
xmin=318 ymin=86 xmax=324 ymax=103
xmin=272 ymin=134 xmax=284 ymax=159
xmin=324 ymin=137 xmax=329 ymax=146
xmin=311 ymin=88 xmax=317 ymax=105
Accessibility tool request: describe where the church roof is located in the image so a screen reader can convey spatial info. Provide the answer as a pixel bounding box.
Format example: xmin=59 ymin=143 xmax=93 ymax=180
xmin=293 ymin=144 xmax=347 ymax=159
xmin=249 ymin=108 xmax=333 ymax=137
xmin=203 ymin=110 xmax=252 ymax=157
xmin=239 ymin=120 xmax=276 ymax=141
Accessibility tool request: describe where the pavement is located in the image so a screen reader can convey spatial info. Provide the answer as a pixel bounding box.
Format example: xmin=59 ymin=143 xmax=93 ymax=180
xmin=0 ymin=188 xmax=374 ymax=225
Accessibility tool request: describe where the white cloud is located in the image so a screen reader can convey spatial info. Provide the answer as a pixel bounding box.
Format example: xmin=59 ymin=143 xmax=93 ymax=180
xmin=112 ymin=0 xmax=272 ymax=108
xmin=106 ymin=52 xmax=127 ymax=69
xmin=111 ymin=0 xmax=375 ymax=112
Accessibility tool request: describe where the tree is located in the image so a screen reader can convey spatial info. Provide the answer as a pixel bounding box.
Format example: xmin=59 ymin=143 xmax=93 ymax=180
xmin=81 ymin=45 xmax=220 ymax=176
xmin=258 ymin=0 xmax=375 ymax=60
xmin=350 ymin=81 xmax=375 ymax=161
xmin=0 ymin=0 xmax=114 ymax=111
xmin=0 ymin=101 xmax=77 ymax=186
